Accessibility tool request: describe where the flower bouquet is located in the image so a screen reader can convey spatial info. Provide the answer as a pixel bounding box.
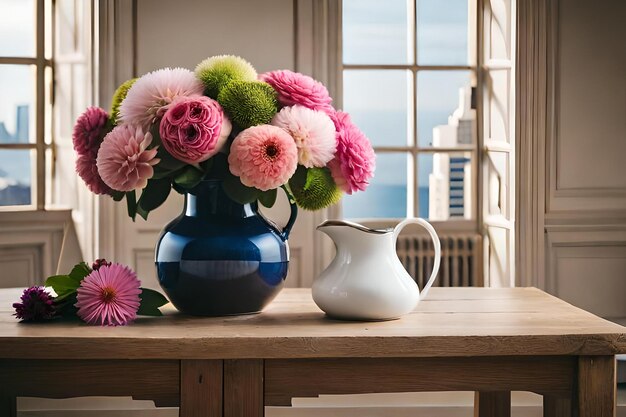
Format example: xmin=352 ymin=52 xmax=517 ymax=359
xmin=73 ymin=55 xmax=375 ymax=218
xmin=71 ymin=55 xmax=376 ymax=315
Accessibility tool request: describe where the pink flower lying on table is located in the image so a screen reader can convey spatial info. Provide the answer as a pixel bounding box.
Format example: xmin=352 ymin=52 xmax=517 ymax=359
xmin=75 ymin=263 xmax=142 ymax=326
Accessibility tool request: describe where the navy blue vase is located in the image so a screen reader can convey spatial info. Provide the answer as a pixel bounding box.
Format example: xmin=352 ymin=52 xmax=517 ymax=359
xmin=155 ymin=180 xmax=297 ymax=316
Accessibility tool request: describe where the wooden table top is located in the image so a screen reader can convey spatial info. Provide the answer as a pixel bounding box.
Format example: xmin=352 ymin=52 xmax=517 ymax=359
xmin=1 ymin=287 xmax=625 ymax=359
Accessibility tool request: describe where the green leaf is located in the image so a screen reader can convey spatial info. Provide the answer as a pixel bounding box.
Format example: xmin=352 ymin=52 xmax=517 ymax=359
xmin=68 ymin=262 xmax=91 ymax=284
xmin=199 ymin=157 xmax=213 ymax=173
xmin=223 ymin=174 xmax=260 ymax=204
xmin=137 ymin=288 xmax=169 ymax=316
xmin=155 ymin=147 xmax=186 ymax=172
xmin=54 ymin=292 xmax=78 ymax=318
xmin=45 ymin=275 xmax=79 ymax=297
xmin=174 ymin=166 xmax=204 ymax=189
xmin=137 ymin=204 xmax=150 ymax=221
xmin=53 ymin=290 xmax=77 ymax=304
xmin=111 ymin=191 xmax=125 ymax=202
xmin=258 ymin=188 xmax=277 ymax=208
xmin=138 ymin=177 xmax=171 ymax=212
xmin=126 ymin=190 xmax=137 ymax=221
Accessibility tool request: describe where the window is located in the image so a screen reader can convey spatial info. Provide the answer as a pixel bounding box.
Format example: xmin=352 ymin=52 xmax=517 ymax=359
xmin=0 ymin=0 xmax=53 ymax=209
xmin=340 ymin=0 xmax=477 ymax=222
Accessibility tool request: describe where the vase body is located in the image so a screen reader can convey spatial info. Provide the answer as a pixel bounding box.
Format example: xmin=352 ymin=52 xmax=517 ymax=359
xmin=155 ymin=180 xmax=292 ymax=316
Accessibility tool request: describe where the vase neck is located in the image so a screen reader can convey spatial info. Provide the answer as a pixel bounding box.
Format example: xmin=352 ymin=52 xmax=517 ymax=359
xmin=184 ymin=181 xmax=257 ymax=219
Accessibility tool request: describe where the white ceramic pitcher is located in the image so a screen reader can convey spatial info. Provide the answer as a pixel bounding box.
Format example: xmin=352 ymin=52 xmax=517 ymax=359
xmin=312 ymin=218 xmax=441 ymax=321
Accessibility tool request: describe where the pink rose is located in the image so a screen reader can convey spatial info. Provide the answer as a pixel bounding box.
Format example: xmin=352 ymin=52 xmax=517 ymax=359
xmin=159 ymin=96 xmax=232 ymax=164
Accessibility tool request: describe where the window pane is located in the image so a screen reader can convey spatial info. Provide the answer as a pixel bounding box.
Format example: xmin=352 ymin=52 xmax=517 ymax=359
xmin=343 ymin=0 xmax=412 ymax=65
xmin=0 ymin=0 xmax=36 ymax=57
xmin=0 ymin=65 xmax=35 ymax=144
xmin=0 ymin=149 xmax=33 ymax=206
xmin=343 ymin=153 xmax=408 ymax=219
xmin=417 ymin=70 xmax=473 ymax=147
xmin=343 ymin=70 xmax=411 ymax=147
xmin=419 ymin=152 xmax=473 ymax=220
xmin=417 ymin=0 xmax=469 ymax=65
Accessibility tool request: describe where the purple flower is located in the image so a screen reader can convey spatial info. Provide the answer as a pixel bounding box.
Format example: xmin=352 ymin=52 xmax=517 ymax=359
xmin=92 ymin=258 xmax=112 ymax=271
xmin=13 ymin=286 xmax=56 ymax=322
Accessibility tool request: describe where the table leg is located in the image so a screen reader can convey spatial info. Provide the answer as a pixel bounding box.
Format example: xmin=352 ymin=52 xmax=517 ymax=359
xmin=474 ymin=391 xmax=511 ymax=417
xmin=0 ymin=395 xmax=16 ymax=417
xmin=578 ymin=356 xmax=615 ymax=417
xmin=543 ymin=396 xmax=575 ymax=417
xmin=224 ymin=359 xmax=264 ymax=417
xmin=180 ymin=360 xmax=223 ymax=417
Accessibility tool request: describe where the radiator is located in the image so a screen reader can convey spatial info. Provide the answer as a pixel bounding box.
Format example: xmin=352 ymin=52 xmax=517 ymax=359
xmin=396 ymin=234 xmax=482 ymax=288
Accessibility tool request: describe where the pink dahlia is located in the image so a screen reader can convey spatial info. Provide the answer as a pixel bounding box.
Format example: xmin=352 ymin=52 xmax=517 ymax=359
xmin=76 ymin=154 xmax=115 ymax=195
xmin=160 ymin=96 xmax=231 ymax=164
xmin=97 ymin=125 xmax=160 ymax=192
xmin=73 ymin=107 xmax=109 ymax=157
xmin=260 ymin=70 xmax=334 ymax=114
xmin=119 ymin=67 xmax=204 ymax=129
xmin=228 ymin=125 xmax=298 ymax=191
xmin=75 ymin=263 xmax=142 ymax=326
xmin=271 ymin=105 xmax=336 ymax=168
xmin=328 ymin=111 xmax=376 ymax=194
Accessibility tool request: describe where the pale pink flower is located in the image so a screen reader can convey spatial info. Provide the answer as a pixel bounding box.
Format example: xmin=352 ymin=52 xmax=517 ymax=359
xmin=97 ymin=125 xmax=160 ymax=192
xmin=259 ymin=70 xmax=334 ymax=114
xmin=72 ymin=107 xmax=109 ymax=157
xmin=228 ymin=125 xmax=298 ymax=191
xmin=76 ymin=154 xmax=114 ymax=195
xmin=119 ymin=68 xmax=204 ymax=129
xmin=328 ymin=111 xmax=376 ymax=194
xmin=75 ymin=263 xmax=142 ymax=326
xmin=160 ymin=96 xmax=231 ymax=164
xmin=271 ymin=105 xmax=336 ymax=168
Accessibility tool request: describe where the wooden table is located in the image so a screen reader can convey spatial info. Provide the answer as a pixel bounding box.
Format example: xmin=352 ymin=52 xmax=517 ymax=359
xmin=1 ymin=287 xmax=626 ymax=417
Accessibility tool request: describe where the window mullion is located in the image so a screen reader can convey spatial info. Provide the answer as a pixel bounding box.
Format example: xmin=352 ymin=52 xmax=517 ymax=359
xmin=35 ymin=0 xmax=46 ymax=210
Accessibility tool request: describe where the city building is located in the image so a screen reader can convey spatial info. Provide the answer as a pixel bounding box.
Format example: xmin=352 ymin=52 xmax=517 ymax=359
xmin=428 ymin=86 xmax=475 ymax=221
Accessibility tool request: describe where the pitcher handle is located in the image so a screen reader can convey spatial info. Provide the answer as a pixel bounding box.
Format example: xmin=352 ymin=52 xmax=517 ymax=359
xmin=393 ymin=218 xmax=441 ymax=300
xmin=277 ymin=186 xmax=298 ymax=241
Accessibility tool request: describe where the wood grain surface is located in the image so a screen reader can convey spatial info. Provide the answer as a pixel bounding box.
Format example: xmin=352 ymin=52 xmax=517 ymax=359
xmin=0 ymin=359 xmax=179 ymax=407
xmin=1 ymin=288 xmax=625 ymax=359
xmin=180 ymin=359 xmax=222 ymax=417
xmin=224 ymin=359 xmax=263 ymax=417
xmin=578 ymin=356 xmax=616 ymax=417
xmin=264 ymin=356 xmax=575 ymax=406
xmin=474 ymin=391 xmax=511 ymax=417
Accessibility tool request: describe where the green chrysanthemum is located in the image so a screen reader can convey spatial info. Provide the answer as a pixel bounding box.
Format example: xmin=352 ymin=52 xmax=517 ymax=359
xmin=289 ymin=166 xmax=342 ymax=211
xmin=110 ymin=78 xmax=137 ymax=125
xmin=218 ymin=81 xmax=278 ymax=129
xmin=195 ymin=55 xmax=257 ymax=99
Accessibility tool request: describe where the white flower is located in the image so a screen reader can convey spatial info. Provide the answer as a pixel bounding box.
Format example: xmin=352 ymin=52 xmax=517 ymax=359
xmin=271 ymin=105 xmax=337 ymax=168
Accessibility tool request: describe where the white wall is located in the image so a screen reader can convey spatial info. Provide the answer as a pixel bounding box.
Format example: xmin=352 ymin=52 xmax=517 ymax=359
xmin=537 ymin=0 xmax=626 ymax=318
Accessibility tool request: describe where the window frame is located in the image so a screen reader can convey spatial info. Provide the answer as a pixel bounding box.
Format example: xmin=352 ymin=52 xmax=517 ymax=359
xmin=0 ymin=0 xmax=53 ymax=210
xmin=337 ymin=0 xmax=480 ymax=231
